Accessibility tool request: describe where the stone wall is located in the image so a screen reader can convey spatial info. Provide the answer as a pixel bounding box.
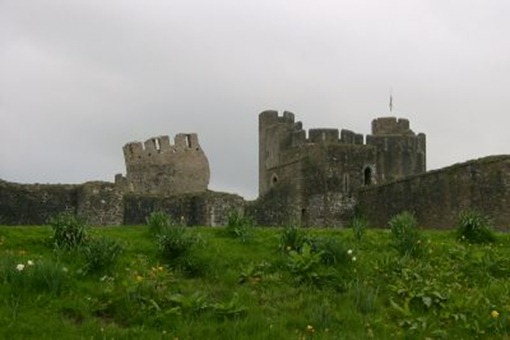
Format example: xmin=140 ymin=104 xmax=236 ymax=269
xmin=0 ymin=180 xmax=78 ymax=225
xmin=247 ymin=185 xmax=299 ymax=226
xmin=76 ymin=182 xmax=124 ymax=226
xmin=0 ymin=180 xmax=124 ymax=226
xmin=123 ymin=191 xmax=245 ymax=226
xmin=357 ymin=156 xmax=510 ymax=230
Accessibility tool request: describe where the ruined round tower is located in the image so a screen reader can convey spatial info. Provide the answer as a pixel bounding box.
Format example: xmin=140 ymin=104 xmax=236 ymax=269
xmin=122 ymin=133 xmax=210 ymax=196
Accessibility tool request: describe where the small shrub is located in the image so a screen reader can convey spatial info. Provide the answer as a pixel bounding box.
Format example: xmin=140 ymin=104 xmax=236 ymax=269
xmin=389 ymin=211 xmax=422 ymax=257
xmin=81 ymin=237 xmax=124 ymax=274
xmin=286 ymin=243 xmax=323 ymax=284
xmin=157 ymin=227 xmax=195 ymax=259
xmin=279 ymin=224 xmax=305 ymax=252
xmin=307 ymin=236 xmax=351 ymax=267
xmin=348 ymin=216 xmax=368 ymax=242
xmin=211 ymin=293 xmax=247 ymax=319
xmin=156 ymin=226 xmax=203 ymax=274
xmin=49 ymin=212 xmax=87 ymax=249
xmin=456 ymin=210 xmax=496 ymax=244
xmin=146 ymin=211 xmax=172 ymax=235
xmin=225 ymin=210 xmax=253 ymax=242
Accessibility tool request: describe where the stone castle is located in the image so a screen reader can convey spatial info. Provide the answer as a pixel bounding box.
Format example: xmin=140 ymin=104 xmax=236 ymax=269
xmin=256 ymin=111 xmax=426 ymax=226
xmin=1 ymin=110 xmax=509 ymax=229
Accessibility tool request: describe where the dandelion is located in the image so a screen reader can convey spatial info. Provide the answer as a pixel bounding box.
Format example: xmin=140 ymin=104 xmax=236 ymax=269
xmin=347 ymin=249 xmax=353 ymax=255
xmin=16 ymin=264 xmax=25 ymax=271
xmin=491 ymin=310 xmax=500 ymax=318
xmin=27 ymin=260 xmax=34 ymax=266
xmin=352 ymin=256 xmax=357 ymax=262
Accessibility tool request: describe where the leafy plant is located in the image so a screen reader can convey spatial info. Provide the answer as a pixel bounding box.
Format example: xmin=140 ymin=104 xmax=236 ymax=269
xmin=156 ymin=225 xmax=204 ymax=275
xmin=456 ymin=210 xmax=496 ymax=244
xmin=307 ymin=236 xmax=351 ymax=267
xmin=146 ymin=211 xmax=172 ymax=235
xmin=168 ymin=291 xmax=210 ymax=316
xmin=49 ymin=212 xmax=87 ymax=249
xmin=81 ymin=237 xmax=124 ymax=274
xmin=389 ymin=211 xmax=423 ymax=257
xmin=286 ymin=243 xmax=323 ymax=284
xmin=238 ymin=261 xmax=271 ymax=284
xmin=157 ymin=227 xmax=197 ymax=259
xmin=225 ymin=210 xmax=254 ymax=242
xmin=348 ymin=216 xmax=368 ymax=242
xmin=211 ymin=293 xmax=247 ymax=319
xmin=279 ymin=224 xmax=305 ymax=252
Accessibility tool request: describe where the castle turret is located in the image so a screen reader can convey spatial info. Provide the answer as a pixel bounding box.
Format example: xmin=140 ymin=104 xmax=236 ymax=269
xmin=122 ymin=133 xmax=210 ymax=195
xmin=366 ymin=117 xmax=426 ymax=182
xmin=259 ymin=110 xmax=303 ymax=196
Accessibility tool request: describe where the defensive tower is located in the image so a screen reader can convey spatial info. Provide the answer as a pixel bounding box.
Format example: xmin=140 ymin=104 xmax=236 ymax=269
xmin=257 ymin=110 xmax=427 ymax=227
xmin=122 ymin=133 xmax=210 ymax=195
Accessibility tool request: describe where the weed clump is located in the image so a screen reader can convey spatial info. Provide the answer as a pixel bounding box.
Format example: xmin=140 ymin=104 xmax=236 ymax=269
xmin=156 ymin=225 xmax=204 ymax=275
xmin=456 ymin=210 xmax=496 ymax=244
xmin=348 ymin=216 xmax=368 ymax=242
xmin=389 ymin=211 xmax=422 ymax=257
xmin=279 ymin=224 xmax=305 ymax=252
xmin=307 ymin=236 xmax=351 ymax=266
xmin=49 ymin=212 xmax=87 ymax=249
xmin=146 ymin=211 xmax=172 ymax=235
xmin=225 ymin=210 xmax=254 ymax=242
xmin=81 ymin=237 xmax=124 ymax=275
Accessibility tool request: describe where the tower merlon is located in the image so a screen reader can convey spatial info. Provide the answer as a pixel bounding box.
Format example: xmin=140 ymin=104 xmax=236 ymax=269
xmin=259 ymin=110 xmax=296 ymax=125
xmin=175 ymin=133 xmax=200 ymax=149
xmin=340 ymin=129 xmax=364 ymax=145
xmin=308 ymin=128 xmax=339 ymax=143
xmin=372 ymin=117 xmax=414 ymax=136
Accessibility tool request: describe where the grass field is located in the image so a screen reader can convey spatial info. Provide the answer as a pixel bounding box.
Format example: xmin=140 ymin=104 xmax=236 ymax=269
xmin=1 ymin=220 xmax=510 ymax=339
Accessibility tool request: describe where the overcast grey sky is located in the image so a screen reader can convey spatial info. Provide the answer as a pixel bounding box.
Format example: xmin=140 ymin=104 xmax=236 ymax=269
xmin=1 ymin=0 xmax=509 ymax=199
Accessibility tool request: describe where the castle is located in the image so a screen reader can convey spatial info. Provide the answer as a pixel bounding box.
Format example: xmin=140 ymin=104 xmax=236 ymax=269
xmin=1 ymin=110 xmax=509 ymax=229
xmin=256 ymin=110 xmax=426 ymax=226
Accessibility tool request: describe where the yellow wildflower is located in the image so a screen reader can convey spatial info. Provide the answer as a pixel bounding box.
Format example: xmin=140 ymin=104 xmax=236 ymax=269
xmin=135 ymin=275 xmax=143 ymax=282
xmin=491 ymin=310 xmax=500 ymax=318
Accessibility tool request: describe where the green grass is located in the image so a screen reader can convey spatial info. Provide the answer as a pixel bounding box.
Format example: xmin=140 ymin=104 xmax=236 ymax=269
xmin=1 ymin=225 xmax=510 ymax=339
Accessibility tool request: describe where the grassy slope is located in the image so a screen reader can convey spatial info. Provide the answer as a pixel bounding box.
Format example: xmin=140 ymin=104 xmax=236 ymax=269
xmin=1 ymin=226 xmax=510 ymax=339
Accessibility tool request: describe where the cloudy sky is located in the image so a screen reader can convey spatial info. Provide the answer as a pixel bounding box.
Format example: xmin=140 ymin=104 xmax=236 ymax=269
xmin=1 ymin=0 xmax=509 ymax=199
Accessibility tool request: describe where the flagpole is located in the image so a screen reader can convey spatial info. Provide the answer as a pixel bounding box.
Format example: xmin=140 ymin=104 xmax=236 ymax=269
xmin=389 ymin=89 xmax=393 ymax=113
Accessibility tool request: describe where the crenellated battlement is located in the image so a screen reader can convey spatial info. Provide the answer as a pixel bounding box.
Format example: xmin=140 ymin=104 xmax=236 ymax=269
xmin=259 ymin=110 xmax=296 ymax=125
xmin=259 ymin=109 xmax=427 ymax=199
xmin=123 ymin=133 xmax=202 ymax=164
xmin=371 ymin=117 xmax=413 ymax=136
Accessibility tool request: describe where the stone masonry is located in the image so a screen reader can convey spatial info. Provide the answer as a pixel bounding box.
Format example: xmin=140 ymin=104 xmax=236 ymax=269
xmin=1 ymin=109 xmax=509 ymax=230
xmin=121 ymin=133 xmax=210 ymax=196
xmin=254 ymin=110 xmax=426 ymax=227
